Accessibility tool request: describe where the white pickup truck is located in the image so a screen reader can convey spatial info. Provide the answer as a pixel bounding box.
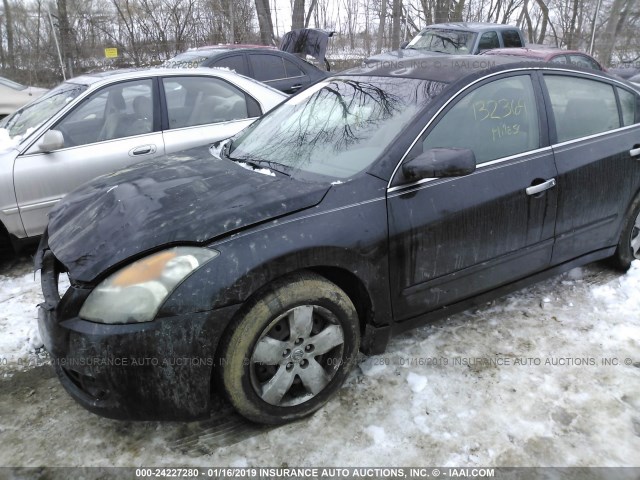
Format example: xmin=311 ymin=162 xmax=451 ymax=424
xmin=366 ymin=22 xmax=526 ymax=62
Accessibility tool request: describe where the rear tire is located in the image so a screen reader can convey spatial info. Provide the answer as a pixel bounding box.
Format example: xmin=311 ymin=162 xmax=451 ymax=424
xmin=610 ymin=194 xmax=640 ymax=271
xmin=219 ymin=271 xmax=360 ymax=424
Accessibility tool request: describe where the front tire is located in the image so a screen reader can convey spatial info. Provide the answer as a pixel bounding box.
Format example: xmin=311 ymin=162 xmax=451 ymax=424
xmin=611 ymin=194 xmax=640 ymax=271
xmin=220 ymin=272 xmax=360 ymax=424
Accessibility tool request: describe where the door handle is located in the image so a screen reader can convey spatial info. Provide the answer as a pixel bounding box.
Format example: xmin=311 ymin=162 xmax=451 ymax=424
xmin=290 ymin=84 xmax=303 ymax=92
xmin=630 ymin=147 xmax=640 ymax=157
xmin=129 ymin=145 xmax=156 ymax=156
xmin=526 ymin=178 xmax=556 ymax=196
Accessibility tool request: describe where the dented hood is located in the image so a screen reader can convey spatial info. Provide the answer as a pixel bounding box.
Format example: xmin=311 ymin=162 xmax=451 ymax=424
xmin=45 ymin=147 xmax=329 ymax=283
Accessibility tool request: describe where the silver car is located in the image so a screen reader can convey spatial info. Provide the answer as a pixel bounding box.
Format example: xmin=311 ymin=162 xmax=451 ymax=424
xmin=0 ymin=68 xmax=286 ymax=251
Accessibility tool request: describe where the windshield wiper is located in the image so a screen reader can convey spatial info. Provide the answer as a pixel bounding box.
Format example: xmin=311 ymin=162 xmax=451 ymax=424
xmin=225 ymin=149 xmax=291 ymax=177
xmin=240 ymin=158 xmax=291 ymax=177
xmin=222 ymin=138 xmax=291 ymax=177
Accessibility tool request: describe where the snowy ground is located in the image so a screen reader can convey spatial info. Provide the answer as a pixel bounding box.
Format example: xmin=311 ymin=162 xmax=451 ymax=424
xmin=0 ymin=252 xmax=639 ymax=468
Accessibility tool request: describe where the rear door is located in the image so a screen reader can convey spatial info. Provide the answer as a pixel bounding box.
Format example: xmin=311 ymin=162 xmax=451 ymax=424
xmin=247 ymin=53 xmax=308 ymax=94
xmin=387 ymin=73 xmax=558 ymax=321
xmin=542 ymin=73 xmax=640 ymax=264
xmin=160 ymin=75 xmax=260 ymax=154
xmin=14 ymin=77 xmax=164 ymax=237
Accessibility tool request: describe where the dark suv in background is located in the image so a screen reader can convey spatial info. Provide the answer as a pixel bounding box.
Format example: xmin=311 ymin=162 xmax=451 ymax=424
xmin=166 ymin=45 xmax=328 ymax=94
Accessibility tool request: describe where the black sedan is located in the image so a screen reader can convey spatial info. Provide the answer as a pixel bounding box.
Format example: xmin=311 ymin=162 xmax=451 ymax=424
xmin=36 ymin=56 xmax=640 ymax=424
xmin=165 ymin=45 xmax=328 ymax=94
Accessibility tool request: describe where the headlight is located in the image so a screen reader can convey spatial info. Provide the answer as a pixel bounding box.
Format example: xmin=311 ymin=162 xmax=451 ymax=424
xmin=79 ymin=247 xmax=219 ymax=324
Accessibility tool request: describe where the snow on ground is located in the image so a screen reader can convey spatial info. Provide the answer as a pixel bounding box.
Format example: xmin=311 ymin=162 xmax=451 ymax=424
xmin=0 ymin=258 xmax=69 ymax=370
xmin=0 ymin=254 xmax=639 ymax=467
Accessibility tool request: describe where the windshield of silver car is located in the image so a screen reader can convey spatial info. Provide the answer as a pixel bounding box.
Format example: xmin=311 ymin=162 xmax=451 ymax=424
xmin=0 ymin=82 xmax=88 ymax=140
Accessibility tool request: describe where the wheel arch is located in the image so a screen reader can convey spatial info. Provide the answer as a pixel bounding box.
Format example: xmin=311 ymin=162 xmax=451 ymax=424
xmin=306 ymin=266 xmax=373 ymax=337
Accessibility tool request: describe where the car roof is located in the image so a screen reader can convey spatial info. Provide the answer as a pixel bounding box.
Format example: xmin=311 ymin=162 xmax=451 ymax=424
xmin=194 ymin=44 xmax=276 ymax=51
xmin=341 ymin=55 xmax=623 ymax=86
xmin=483 ymin=47 xmax=552 ymax=59
xmin=177 ymin=45 xmax=278 ymax=58
xmin=342 ymin=55 xmax=523 ymax=83
xmin=484 ymin=47 xmax=595 ymax=60
xmin=425 ymin=22 xmax=521 ymax=32
xmin=65 ymin=67 xmax=276 ymax=90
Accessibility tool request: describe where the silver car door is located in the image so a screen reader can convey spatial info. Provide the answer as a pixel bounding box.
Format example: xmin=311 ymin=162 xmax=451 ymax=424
xmin=14 ymin=78 xmax=164 ymax=237
xmin=160 ymin=75 xmax=258 ymax=154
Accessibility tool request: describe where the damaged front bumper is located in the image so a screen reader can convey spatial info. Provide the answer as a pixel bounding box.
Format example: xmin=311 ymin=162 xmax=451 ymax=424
xmin=37 ymin=247 xmax=241 ymax=421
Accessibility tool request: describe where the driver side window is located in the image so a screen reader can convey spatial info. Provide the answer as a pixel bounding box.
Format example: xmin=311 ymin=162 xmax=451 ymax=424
xmin=412 ymin=75 xmax=540 ymax=165
xmin=56 ymin=79 xmax=154 ymax=148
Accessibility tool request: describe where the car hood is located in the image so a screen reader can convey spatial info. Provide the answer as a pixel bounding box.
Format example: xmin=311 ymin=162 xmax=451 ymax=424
xmin=364 ymin=49 xmax=445 ymax=64
xmin=44 ymin=146 xmax=330 ymax=283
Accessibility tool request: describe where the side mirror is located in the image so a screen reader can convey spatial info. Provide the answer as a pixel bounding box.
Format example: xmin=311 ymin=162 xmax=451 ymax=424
xmin=37 ymin=130 xmax=65 ymax=152
xmin=402 ymin=148 xmax=476 ymax=181
xmin=400 ymin=41 xmax=409 ymax=49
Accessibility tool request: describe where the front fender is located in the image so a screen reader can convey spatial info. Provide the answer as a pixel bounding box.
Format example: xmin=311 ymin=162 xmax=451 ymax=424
xmin=158 ymin=190 xmax=392 ymax=329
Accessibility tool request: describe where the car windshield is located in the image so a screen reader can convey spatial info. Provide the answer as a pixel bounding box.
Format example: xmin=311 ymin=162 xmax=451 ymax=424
xmin=228 ymin=76 xmax=446 ymax=179
xmin=407 ymin=29 xmax=477 ymax=55
xmin=0 ymin=82 xmax=87 ymax=140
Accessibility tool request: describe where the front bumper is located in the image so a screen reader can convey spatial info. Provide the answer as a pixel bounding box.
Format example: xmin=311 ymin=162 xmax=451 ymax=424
xmin=37 ymin=249 xmax=241 ymax=421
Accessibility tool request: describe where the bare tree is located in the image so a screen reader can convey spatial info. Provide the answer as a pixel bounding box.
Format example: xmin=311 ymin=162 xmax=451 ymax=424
xmin=391 ymin=0 xmax=402 ymax=49
xmin=375 ymin=0 xmax=387 ymax=53
xmin=597 ymin=0 xmax=630 ymax=66
xmin=2 ymin=0 xmax=14 ymax=69
xmin=255 ymin=0 xmax=274 ymax=44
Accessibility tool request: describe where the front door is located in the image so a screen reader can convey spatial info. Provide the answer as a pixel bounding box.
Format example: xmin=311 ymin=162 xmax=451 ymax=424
xmin=387 ymin=74 xmax=558 ymax=321
xmin=14 ymin=78 xmax=164 ymax=236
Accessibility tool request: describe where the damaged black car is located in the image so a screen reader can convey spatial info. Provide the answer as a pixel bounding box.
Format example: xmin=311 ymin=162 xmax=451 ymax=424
xmin=37 ymin=56 xmax=640 ymax=424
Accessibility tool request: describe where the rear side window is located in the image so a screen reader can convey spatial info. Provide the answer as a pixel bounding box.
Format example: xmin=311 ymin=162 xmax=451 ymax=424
xmin=502 ymin=30 xmax=523 ymax=48
xmin=250 ymin=54 xmax=286 ymax=82
xmin=568 ymin=54 xmax=601 ymax=71
xmin=284 ymin=58 xmax=304 ymax=78
xmin=550 ymin=55 xmax=568 ymax=64
xmin=478 ymin=31 xmax=500 ymax=50
xmin=617 ymin=88 xmax=636 ymax=126
xmin=544 ymin=76 xmax=620 ymax=142
xmin=162 ymin=76 xmax=249 ymax=129
xmin=214 ymin=55 xmax=248 ymax=76
xmin=419 ymin=75 xmax=540 ymax=164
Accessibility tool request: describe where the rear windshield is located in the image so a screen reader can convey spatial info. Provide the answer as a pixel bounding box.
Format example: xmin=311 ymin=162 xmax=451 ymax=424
xmin=406 ymin=29 xmax=478 ymax=55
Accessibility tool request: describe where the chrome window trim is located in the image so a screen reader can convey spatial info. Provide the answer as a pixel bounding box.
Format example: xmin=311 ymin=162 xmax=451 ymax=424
xmin=264 ymin=74 xmax=305 ymax=83
xmin=387 ymin=146 xmax=553 ymax=196
xmin=552 ymin=122 xmax=640 ymax=150
xmin=386 ymin=66 xmax=640 ymax=191
xmin=164 ymin=116 xmax=256 ymax=133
